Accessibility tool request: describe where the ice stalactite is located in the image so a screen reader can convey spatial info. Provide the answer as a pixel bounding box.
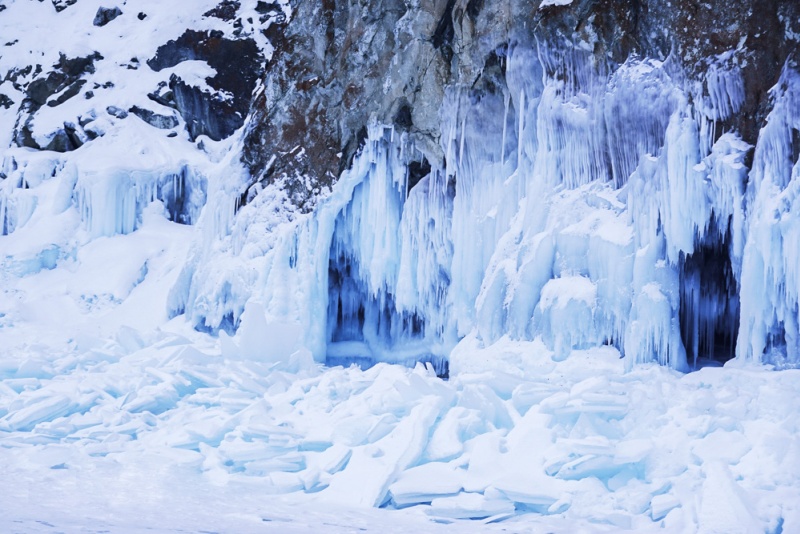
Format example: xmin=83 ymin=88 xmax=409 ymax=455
xmin=445 ymin=80 xmax=521 ymax=341
xmin=692 ymin=52 xmax=746 ymax=158
xmin=0 ymin=154 xmax=63 ymax=236
xmin=604 ymin=58 xmax=678 ymax=188
xmin=534 ymin=43 xmax=610 ymax=190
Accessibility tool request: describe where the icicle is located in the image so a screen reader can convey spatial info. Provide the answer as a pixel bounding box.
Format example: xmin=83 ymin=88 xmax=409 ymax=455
xmin=501 ymin=92 xmax=510 ymax=168
xmin=459 ymin=115 xmax=467 ymax=168
xmin=517 ymin=89 xmax=525 ymax=168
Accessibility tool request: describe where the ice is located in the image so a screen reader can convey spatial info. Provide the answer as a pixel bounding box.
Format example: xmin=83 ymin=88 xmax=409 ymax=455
xmin=650 ymin=493 xmax=681 ymax=521
xmin=220 ymin=301 xmax=302 ymax=363
xmin=322 ymin=395 xmax=446 ymax=507
xmin=605 ymin=58 xmax=677 ymax=187
xmin=540 ymin=0 xmax=574 ymax=6
xmin=2 ymin=321 xmax=800 ymax=532
xmin=76 ymin=165 xmax=206 ymax=237
xmin=388 ymin=462 xmax=465 ymax=506
xmin=736 ymin=65 xmax=800 ymax=364
xmin=697 ymin=462 xmax=762 ymax=534
xmin=1 ymin=393 xmax=75 ymax=432
xmin=427 ymin=492 xmax=515 ymax=520
xmin=162 ymin=43 xmax=798 ymax=373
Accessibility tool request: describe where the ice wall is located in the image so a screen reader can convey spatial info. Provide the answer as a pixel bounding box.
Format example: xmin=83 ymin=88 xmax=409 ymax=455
xmin=174 ymin=125 xmax=454 ymax=371
xmin=737 ymin=66 xmax=800 ymax=366
xmin=75 ymin=165 xmax=206 ymax=237
xmin=1 ymin=152 xmax=206 ymax=240
xmin=176 ymin=43 xmax=800 ymax=371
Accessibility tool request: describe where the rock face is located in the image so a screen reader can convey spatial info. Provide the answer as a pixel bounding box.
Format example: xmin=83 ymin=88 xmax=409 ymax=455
xmin=242 ymin=0 xmax=799 ymax=207
xmin=14 ymin=52 xmax=103 ymax=152
xmin=93 ymin=6 xmax=122 ymax=27
xmin=241 ymin=0 xmax=452 ymax=209
xmin=147 ymin=29 xmax=264 ymax=141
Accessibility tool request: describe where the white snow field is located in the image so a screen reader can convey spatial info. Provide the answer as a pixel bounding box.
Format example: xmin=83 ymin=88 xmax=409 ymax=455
xmin=3 ymin=0 xmax=800 ymax=532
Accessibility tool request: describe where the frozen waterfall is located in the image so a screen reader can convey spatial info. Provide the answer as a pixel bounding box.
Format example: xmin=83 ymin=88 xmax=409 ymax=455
xmin=175 ymin=43 xmax=800 ymax=372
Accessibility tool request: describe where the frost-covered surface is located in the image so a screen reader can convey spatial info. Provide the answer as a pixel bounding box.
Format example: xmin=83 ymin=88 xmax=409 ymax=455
xmin=3 ymin=0 xmax=800 ymax=532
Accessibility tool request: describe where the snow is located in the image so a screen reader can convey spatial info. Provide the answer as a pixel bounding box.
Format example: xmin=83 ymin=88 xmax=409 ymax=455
xmin=540 ymin=0 xmax=575 ymax=8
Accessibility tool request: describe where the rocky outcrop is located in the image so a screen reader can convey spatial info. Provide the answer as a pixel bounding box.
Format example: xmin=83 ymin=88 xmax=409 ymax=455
xmin=147 ymin=29 xmax=264 ymax=141
xmin=241 ymin=0 xmax=800 ymax=209
xmin=51 ymin=0 xmax=78 ymax=12
xmin=13 ymin=52 xmax=102 ymax=151
xmin=129 ymin=105 xmax=179 ymax=130
xmin=93 ymin=6 xmax=122 ymax=27
xmin=241 ymin=0 xmax=452 ymax=209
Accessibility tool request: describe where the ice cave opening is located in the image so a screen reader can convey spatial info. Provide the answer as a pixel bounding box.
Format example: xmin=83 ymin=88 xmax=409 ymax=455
xmin=678 ymin=218 xmax=739 ymax=368
xmin=324 ymin=150 xmax=450 ymax=379
xmin=325 ymin=220 xmax=450 ymax=379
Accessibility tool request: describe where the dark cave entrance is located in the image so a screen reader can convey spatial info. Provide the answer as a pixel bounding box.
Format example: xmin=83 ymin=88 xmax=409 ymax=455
xmin=325 ymin=224 xmax=449 ymax=379
xmin=678 ymin=219 xmax=739 ymax=368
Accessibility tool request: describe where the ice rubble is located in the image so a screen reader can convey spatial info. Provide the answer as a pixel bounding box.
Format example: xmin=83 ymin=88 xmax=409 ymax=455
xmin=2 ymin=329 xmax=799 ymax=532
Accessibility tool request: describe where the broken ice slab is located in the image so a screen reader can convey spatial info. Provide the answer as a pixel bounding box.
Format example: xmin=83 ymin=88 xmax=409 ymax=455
xmin=426 ymin=492 xmax=515 ymax=520
xmin=614 ymin=438 xmax=654 ymax=464
xmin=242 ymin=454 xmax=306 ymax=476
xmin=553 ymin=454 xmax=625 ymax=481
xmin=217 ymin=436 xmax=297 ymax=465
xmin=268 ymin=471 xmax=304 ymax=493
xmin=556 ymin=436 xmax=615 ymax=456
xmin=650 ymin=493 xmax=681 ymax=521
xmin=456 ymin=371 xmax=524 ymax=400
xmin=321 ymin=395 xmax=445 ymax=507
xmin=121 ymin=383 xmax=180 ymax=415
xmin=511 ymin=382 xmax=563 ymax=415
xmin=549 ymin=393 xmax=629 ymax=418
xmin=542 ymin=436 xmax=651 ymax=482
xmin=303 ymin=443 xmax=352 ymax=474
xmin=233 ymin=422 xmax=303 ymax=444
xmin=690 ymin=429 xmax=751 ymax=464
xmin=492 ymin=481 xmax=565 ymax=513
xmin=388 ymin=461 xmax=465 ymax=506
xmin=2 ymin=378 xmax=42 ymax=394
xmin=697 ymin=461 xmax=762 ymax=533
xmin=425 ymin=406 xmax=486 ymax=462
xmin=1 ymin=393 xmax=75 ymax=431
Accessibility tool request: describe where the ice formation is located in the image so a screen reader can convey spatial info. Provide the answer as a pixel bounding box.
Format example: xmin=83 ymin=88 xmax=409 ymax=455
xmin=6 ymin=25 xmax=792 ymax=408
xmin=177 ymin=44 xmax=800 ymax=374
